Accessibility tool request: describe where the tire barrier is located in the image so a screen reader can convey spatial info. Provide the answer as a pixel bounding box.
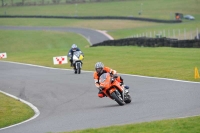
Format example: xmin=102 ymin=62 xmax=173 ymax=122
xmin=0 ymin=15 xmax=182 ymax=23
xmin=91 ymin=37 xmax=200 ymax=48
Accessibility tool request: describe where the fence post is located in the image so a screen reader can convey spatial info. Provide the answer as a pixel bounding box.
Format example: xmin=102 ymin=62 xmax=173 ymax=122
xmin=184 ymin=28 xmax=186 ymax=40
xmin=168 ymin=30 xmax=170 ymax=38
xmin=163 ymin=29 xmax=165 ymax=37
xmin=173 ymin=29 xmax=175 ymax=38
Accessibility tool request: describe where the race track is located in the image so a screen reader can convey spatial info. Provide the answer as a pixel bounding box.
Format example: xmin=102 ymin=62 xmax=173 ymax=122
xmin=0 ymin=26 xmax=200 ymax=133
xmin=0 ymin=61 xmax=200 ymax=133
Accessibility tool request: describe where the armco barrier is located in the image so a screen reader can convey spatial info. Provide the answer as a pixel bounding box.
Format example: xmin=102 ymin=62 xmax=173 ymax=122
xmin=0 ymin=15 xmax=182 ymax=23
xmin=91 ymin=37 xmax=200 ymax=48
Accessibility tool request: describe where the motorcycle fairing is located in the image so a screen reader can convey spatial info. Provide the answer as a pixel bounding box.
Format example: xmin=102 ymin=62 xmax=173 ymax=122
xmin=99 ymin=73 xmax=124 ymax=100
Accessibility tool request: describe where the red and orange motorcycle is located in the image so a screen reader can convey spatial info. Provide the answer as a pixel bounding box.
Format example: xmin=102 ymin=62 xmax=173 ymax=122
xmin=99 ymin=73 xmax=132 ymax=106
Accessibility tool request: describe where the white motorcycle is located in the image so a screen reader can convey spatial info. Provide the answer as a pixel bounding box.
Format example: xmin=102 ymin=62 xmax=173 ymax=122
xmin=69 ymin=51 xmax=84 ymax=74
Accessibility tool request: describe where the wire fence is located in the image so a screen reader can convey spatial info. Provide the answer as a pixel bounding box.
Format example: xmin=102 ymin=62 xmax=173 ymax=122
xmin=129 ymin=28 xmax=200 ymax=40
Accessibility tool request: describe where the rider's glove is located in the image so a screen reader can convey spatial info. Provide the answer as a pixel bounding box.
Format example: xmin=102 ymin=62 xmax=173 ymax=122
xmin=113 ymin=74 xmax=118 ymax=78
xmin=98 ymin=86 xmax=103 ymax=91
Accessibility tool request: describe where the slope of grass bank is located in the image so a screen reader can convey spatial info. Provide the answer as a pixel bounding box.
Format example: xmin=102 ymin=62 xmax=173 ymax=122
xmin=1 ymin=18 xmax=199 ymax=40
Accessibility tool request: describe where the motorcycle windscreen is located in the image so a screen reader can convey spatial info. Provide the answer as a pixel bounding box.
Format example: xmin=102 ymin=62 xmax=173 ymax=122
xmin=99 ymin=73 xmax=107 ymax=83
xmin=72 ymin=55 xmax=79 ymax=61
xmin=99 ymin=73 xmax=111 ymax=88
xmin=73 ymin=51 xmax=83 ymax=60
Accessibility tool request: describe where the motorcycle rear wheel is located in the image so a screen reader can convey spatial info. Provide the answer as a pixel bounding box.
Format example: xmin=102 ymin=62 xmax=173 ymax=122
xmin=111 ymin=91 xmax=125 ymax=106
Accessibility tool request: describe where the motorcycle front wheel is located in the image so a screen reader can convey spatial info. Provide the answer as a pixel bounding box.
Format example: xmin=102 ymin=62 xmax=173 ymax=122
xmin=74 ymin=62 xmax=81 ymax=74
xmin=124 ymin=94 xmax=132 ymax=104
xmin=77 ymin=62 xmax=81 ymax=74
xmin=111 ymin=91 xmax=125 ymax=106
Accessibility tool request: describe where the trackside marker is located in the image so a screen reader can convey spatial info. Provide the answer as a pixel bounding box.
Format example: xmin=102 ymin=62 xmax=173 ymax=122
xmin=53 ymin=56 xmax=67 ymax=65
xmin=194 ymin=67 xmax=200 ymax=79
xmin=0 ymin=52 xmax=7 ymax=59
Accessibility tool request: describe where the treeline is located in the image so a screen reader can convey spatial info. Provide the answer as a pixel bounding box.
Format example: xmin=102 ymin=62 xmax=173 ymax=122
xmin=1 ymin=0 xmax=128 ymax=7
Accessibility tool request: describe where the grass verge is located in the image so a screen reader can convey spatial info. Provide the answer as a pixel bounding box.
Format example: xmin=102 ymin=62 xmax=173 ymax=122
xmin=63 ymin=116 xmax=200 ymax=133
xmin=0 ymin=92 xmax=35 ymax=128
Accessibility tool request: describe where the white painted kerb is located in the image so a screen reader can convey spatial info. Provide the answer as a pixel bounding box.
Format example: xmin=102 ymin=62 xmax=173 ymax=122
xmin=0 ymin=90 xmax=40 ymax=131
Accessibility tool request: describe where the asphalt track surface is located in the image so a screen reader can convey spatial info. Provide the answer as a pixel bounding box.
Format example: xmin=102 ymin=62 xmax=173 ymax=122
xmin=0 ymin=26 xmax=200 ymax=133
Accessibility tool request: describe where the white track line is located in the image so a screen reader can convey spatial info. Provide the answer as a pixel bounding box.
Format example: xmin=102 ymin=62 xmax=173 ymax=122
xmin=120 ymin=73 xmax=200 ymax=84
xmin=1 ymin=60 xmax=200 ymax=84
xmin=96 ymin=30 xmax=114 ymax=40
xmin=0 ymin=90 xmax=40 ymax=131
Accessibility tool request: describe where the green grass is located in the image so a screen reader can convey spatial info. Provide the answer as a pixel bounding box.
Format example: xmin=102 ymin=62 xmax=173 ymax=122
xmin=0 ymin=18 xmax=199 ymax=40
xmin=0 ymin=92 xmax=35 ymax=128
xmin=1 ymin=0 xmax=200 ymax=19
xmin=1 ymin=30 xmax=200 ymax=82
xmin=0 ymin=0 xmax=200 ymax=40
xmin=64 ymin=116 xmax=200 ymax=133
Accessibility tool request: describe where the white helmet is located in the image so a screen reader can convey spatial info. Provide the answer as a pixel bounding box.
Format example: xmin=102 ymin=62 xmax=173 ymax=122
xmin=71 ymin=44 xmax=77 ymax=50
xmin=95 ymin=62 xmax=104 ymax=74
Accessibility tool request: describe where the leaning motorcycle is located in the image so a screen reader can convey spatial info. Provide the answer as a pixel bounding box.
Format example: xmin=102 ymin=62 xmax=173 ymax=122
xmin=99 ymin=73 xmax=131 ymax=106
xmin=70 ymin=51 xmax=84 ymax=74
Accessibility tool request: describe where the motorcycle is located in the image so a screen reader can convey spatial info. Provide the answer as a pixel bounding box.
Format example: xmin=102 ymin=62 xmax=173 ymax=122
xmin=99 ymin=73 xmax=131 ymax=106
xmin=70 ymin=51 xmax=84 ymax=74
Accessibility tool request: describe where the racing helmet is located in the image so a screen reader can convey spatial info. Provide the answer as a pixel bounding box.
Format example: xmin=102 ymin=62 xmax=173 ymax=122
xmin=95 ymin=62 xmax=104 ymax=74
xmin=71 ymin=44 xmax=77 ymax=51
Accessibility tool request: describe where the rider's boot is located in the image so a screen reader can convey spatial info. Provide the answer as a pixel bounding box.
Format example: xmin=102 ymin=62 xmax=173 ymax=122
xmin=120 ymin=82 xmax=129 ymax=89
xmin=74 ymin=68 xmax=77 ymax=74
xmin=70 ymin=59 xmax=73 ymax=67
xmin=98 ymin=91 xmax=105 ymax=98
xmin=74 ymin=67 xmax=77 ymax=74
xmin=124 ymin=85 xmax=129 ymax=89
xmin=122 ymin=83 xmax=129 ymax=94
